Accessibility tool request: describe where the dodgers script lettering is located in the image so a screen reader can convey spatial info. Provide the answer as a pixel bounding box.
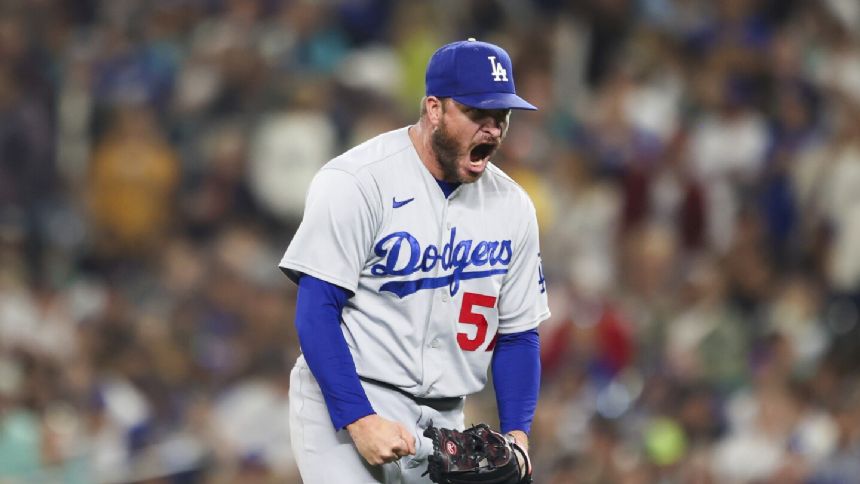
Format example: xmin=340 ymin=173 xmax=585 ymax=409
xmin=371 ymin=227 xmax=511 ymax=298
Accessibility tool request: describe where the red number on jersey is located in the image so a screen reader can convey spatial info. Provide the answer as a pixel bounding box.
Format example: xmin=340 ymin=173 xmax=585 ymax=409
xmin=457 ymin=292 xmax=497 ymax=351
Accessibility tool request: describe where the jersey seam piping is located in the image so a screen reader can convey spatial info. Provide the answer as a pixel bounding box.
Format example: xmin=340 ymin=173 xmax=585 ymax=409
xmin=497 ymin=309 xmax=551 ymax=334
xmin=279 ymin=260 xmax=358 ymax=293
xmin=324 ymin=141 xmax=413 ymax=177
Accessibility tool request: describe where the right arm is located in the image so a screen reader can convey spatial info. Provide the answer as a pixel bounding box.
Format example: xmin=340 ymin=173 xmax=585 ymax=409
xmin=283 ymin=169 xmax=416 ymax=463
xmin=294 ymin=273 xmax=415 ymax=464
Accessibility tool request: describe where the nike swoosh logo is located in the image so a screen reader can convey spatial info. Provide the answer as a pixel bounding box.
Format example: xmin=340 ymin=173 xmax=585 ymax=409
xmin=392 ymin=197 xmax=415 ymax=208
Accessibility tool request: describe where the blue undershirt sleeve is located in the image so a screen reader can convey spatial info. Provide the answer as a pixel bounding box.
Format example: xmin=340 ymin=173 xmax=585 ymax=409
xmin=491 ymin=329 xmax=541 ymax=434
xmin=295 ymin=275 xmax=375 ymax=430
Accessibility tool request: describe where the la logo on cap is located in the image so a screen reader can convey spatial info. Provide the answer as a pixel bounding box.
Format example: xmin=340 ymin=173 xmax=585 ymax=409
xmin=424 ymin=37 xmax=538 ymax=110
xmin=467 ymin=37 xmax=509 ymax=83
xmin=488 ymin=56 xmax=508 ymax=82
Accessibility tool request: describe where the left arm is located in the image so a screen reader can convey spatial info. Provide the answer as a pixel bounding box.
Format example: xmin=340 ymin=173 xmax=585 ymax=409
xmin=491 ymin=328 xmax=540 ymax=450
xmin=493 ymin=193 xmax=549 ymax=451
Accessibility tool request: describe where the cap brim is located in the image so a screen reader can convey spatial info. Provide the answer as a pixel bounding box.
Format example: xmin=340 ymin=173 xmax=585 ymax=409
xmin=453 ymin=92 xmax=538 ymax=111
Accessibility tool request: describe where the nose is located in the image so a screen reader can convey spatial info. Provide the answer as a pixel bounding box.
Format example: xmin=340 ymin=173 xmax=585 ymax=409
xmin=480 ymin=117 xmax=504 ymax=138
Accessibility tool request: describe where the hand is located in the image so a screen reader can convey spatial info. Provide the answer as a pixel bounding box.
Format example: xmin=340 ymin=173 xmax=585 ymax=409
xmin=506 ymin=430 xmax=532 ymax=481
xmin=506 ymin=430 xmax=529 ymax=452
xmin=346 ymin=414 xmax=416 ymax=465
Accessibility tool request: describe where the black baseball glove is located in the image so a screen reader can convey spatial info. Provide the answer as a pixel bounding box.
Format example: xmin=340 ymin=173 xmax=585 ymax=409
xmin=422 ymin=423 xmax=532 ymax=483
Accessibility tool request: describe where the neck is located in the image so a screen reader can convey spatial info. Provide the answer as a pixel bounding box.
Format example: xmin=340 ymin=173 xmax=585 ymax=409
xmin=408 ymin=120 xmax=444 ymax=180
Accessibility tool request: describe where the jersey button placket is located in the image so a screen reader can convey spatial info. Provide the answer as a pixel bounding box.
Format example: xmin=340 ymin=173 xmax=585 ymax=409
xmin=421 ymin=199 xmax=452 ymax=392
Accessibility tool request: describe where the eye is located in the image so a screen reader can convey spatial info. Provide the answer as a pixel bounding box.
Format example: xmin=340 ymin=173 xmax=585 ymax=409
xmin=465 ymin=109 xmax=485 ymax=123
xmin=465 ymin=107 xmax=509 ymax=124
xmin=494 ymin=110 xmax=511 ymax=124
xmin=482 ymin=109 xmax=509 ymax=126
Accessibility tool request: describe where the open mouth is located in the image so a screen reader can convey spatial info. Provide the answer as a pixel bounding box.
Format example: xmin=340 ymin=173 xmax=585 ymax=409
xmin=470 ymin=143 xmax=497 ymax=162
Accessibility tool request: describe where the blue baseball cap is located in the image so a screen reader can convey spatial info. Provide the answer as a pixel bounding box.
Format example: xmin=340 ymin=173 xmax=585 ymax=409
xmin=425 ymin=38 xmax=537 ymax=111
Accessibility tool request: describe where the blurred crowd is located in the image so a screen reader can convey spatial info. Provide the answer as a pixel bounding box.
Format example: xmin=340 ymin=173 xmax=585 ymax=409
xmin=1 ymin=0 xmax=860 ymax=482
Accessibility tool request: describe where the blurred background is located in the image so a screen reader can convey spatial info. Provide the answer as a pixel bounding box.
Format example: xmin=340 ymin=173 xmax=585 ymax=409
xmin=1 ymin=0 xmax=860 ymax=482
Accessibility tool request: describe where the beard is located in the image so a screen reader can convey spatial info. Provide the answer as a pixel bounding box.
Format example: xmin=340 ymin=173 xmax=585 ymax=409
xmin=430 ymin=118 xmax=464 ymax=182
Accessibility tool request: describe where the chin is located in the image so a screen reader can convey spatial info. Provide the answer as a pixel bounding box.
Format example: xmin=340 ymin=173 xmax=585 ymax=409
xmin=459 ymin=168 xmax=485 ymax=183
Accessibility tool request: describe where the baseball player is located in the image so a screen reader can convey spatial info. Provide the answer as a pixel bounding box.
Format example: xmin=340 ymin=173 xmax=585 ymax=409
xmin=280 ymin=38 xmax=550 ymax=483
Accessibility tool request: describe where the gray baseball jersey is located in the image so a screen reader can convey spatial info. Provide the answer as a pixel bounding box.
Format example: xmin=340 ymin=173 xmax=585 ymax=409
xmin=280 ymin=126 xmax=550 ymax=398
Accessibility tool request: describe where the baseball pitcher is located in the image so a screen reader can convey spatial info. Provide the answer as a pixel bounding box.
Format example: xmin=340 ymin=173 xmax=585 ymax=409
xmin=280 ymin=38 xmax=550 ymax=483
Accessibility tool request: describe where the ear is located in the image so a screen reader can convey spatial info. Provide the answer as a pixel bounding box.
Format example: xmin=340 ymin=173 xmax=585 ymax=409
xmin=425 ymin=96 xmax=444 ymax=127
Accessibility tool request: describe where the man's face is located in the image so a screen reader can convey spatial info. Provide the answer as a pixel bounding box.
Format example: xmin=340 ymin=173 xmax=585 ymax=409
xmin=430 ymin=99 xmax=510 ymax=183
